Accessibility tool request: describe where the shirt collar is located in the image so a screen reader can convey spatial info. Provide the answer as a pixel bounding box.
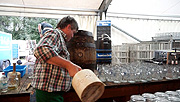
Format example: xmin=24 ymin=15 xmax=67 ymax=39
xmin=56 ymin=28 xmax=68 ymax=42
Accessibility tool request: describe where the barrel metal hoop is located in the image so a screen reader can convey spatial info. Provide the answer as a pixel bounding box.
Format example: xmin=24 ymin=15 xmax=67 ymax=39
xmin=76 ymin=42 xmax=95 ymax=48
xmin=75 ymin=30 xmax=93 ymax=37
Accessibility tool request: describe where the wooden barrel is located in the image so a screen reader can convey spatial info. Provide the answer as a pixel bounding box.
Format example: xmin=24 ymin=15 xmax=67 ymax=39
xmin=72 ymin=69 xmax=105 ymax=102
xmin=67 ymin=30 xmax=96 ymax=71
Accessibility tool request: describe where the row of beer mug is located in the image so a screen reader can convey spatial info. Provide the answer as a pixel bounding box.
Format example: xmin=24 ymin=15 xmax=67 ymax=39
xmin=129 ymin=89 xmax=180 ymax=102
xmin=96 ymin=62 xmax=180 ymax=83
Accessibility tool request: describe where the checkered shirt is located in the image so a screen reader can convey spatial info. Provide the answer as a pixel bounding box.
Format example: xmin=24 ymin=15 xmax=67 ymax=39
xmin=31 ymin=28 xmax=72 ymax=92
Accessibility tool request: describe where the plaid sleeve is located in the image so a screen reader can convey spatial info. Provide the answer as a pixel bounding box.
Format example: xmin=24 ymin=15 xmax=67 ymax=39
xmin=34 ymin=31 xmax=61 ymax=63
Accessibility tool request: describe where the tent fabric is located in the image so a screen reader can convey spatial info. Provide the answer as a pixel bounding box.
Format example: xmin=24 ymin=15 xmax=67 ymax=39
xmin=0 ymin=0 xmax=103 ymax=39
xmin=0 ymin=4 xmax=98 ymax=17
xmin=0 ymin=0 xmax=105 ymax=18
xmin=0 ymin=0 xmax=103 ymax=10
xmin=108 ymin=16 xmax=180 ymax=45
xmin=74 ymin=15 xmax=99 ymax=39
xmin=0 ymin=0 xmax=104 ymax=37
xmin=1 ymin=0 xmax=180 ymax=45
xmin=1 ymin=0 xmax=180 ymax=17
xmin=107 ymin=0 xmax=180 ymax=20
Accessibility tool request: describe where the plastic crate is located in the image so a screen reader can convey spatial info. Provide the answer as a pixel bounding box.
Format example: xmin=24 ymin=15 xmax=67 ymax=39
xmin=3 ymin=65 xmax=27 ymax=78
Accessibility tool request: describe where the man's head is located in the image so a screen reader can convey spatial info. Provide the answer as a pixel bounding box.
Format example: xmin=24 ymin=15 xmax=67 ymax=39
xmin=38 ymin=22 xmax=53 ymax=38
xmin=56 ymin=16 xmax=78 ymax=41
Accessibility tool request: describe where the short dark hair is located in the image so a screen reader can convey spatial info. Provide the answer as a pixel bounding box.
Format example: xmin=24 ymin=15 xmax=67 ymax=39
xmin=56 ymin=16 xmax=78 ymax=31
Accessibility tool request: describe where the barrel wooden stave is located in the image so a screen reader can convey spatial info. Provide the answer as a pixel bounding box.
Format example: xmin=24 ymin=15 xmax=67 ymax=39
xmin=67 ymin=30 xmax=96 ymax=71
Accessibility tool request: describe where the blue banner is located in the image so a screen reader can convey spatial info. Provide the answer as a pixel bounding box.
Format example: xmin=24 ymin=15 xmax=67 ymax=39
xmin=96 ymin=52 xmax=112 ymax=58
xmin=0 ymin=32 xmax=12 ymax=61
xmin=12 ymin=44 xmax=18 ymax=59
xmin=97 ymin=20 xmax=111 ymax=26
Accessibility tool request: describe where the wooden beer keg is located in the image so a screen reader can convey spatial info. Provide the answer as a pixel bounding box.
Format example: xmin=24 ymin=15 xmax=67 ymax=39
xmin=67 ymin=30 xmax=96 ymax=71
xmin=72 ymin=69 xmax=105 ymax=102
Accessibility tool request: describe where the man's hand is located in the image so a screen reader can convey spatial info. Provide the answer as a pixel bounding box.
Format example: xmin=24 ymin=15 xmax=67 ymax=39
xmin=67 ymin=62 xmax=82 ymax=77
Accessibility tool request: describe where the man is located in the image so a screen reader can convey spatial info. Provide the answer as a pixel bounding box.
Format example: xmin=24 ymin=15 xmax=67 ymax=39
xmin=25 ymin=23 xmax=53 ymax=64
xmin=32 ymin=16 xmax=82 ymax=102
xmin=38 ymin=22 xmax=53 ymax=38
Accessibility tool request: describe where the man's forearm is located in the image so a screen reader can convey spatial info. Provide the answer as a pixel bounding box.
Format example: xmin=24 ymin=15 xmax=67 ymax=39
xmin=46 ymin=56 xmax=71 ymax=70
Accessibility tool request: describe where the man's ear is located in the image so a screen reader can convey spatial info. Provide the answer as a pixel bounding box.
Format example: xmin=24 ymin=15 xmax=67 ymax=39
xmin=67 ymin=24 xmax=71 ymax=30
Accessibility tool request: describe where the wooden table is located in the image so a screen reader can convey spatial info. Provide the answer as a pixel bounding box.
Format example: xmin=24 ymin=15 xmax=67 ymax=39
xmin=63 ymin=79 xmax=180 ymax=102
xmin=0 ymin=74 xmax=33 ymax=102
xmin=1 ymin=74 xmax=180 ymax=102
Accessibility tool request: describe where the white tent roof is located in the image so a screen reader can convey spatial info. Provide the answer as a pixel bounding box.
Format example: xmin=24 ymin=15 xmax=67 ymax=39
xmin=1 ymin=0 xmax=180 ymax=41
xmin=109 ymin=0 xmax=180 ymax=15
xmin=0 ymin=0 xmax=180 ymax=20
xmin=0 ymin=0 xmax=112 ymax=18
xmin=0 ymin=0 xmax=102 ymax=10
xmin=107 ymin=0 xmax=180 ymax=20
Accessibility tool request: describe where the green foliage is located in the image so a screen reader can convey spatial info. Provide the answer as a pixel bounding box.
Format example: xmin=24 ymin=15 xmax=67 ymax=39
xmin=0 ymin=16 xmax=58 ymax=42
